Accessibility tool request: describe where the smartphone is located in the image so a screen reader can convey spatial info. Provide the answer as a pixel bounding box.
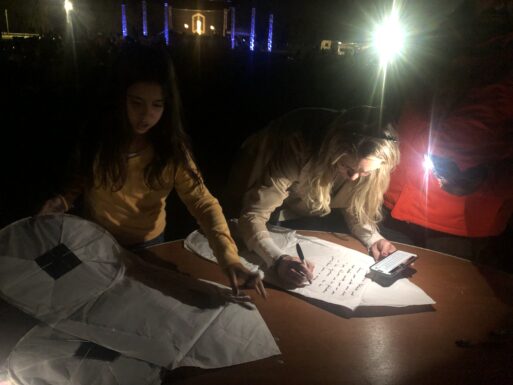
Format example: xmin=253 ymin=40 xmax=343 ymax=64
xmin=369 ymin=250 xmax=418 ymax=279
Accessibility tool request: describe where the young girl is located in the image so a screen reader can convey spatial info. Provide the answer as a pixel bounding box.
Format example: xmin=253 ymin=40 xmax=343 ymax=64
xmin=39 ymin=43 xmax=266 ymax=299
xmin=228 ymin=106 xmax=400 ymax=287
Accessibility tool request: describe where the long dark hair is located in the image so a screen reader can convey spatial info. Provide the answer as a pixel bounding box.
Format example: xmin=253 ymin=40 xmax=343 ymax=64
xmin=92 ymin=43 xmax=201 ymax=191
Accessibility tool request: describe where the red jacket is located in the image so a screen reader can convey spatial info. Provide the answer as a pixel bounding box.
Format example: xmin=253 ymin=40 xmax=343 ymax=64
xmin=385 ymin=34 xmax=513 ymax=237
xmin=385 ymin=104 xmax=513 ymax=237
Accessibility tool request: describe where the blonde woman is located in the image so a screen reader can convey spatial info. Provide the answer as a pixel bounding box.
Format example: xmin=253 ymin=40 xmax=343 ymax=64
xmin=229 ymin=106 xmax=400 ymax=287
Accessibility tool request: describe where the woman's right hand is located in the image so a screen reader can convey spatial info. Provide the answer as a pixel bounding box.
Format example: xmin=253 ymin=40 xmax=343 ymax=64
xmin=275 ymin=255 xmax=314 ymax=288
xmin=38 ymin=195 xmax=68 ymax=215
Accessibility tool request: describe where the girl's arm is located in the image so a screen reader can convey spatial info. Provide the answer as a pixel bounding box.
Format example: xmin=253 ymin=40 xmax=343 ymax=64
xmin=238 ymin=165 xmax=315 ymax=288
xmin=174 ymin=159 xmax=267 ymax=298
xmin=341 ymin=209 xmax=396 ymax=260
xmin=333 ymin=181 xmax=391 ymax=256
xmin=173 ymin=160 xmax=240 ymax=269
xmin=238 ymin=172 xmax=293 ymax=268
xmin=61 ymin=174 xmax=87 ymax=210
xmin=341 ymin=209 xmax=384 ymax=248
xmin=38 ymin=174 xmax=86 ymax=215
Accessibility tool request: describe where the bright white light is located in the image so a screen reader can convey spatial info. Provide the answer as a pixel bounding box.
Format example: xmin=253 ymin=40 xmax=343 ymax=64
xmin=196 ymin=19 xmax=202 ymax=35
xmin=423 ymin=154 xmax=434 ymax=172
xmin=64 ymin=0 xmax=73 ymax=13
xmin=184 ymin=23 xmax=189 ymax=29
xmin=373 ymin=11 xmax=404 ymax=66
xmin=210 ymin=25 xmax=215 ymax=30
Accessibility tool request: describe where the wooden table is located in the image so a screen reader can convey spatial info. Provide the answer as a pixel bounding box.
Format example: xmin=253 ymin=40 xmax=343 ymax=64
xmin=1 ymin=231 xmax=512 ymax=384
xmin=142 ymin=231 xmax=513 ymax=385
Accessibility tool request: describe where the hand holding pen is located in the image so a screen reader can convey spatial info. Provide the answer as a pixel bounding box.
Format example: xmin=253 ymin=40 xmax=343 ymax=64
xmin=296 ymin=243 xmax=313 ymax=284
xmin=273 ymin=244 xmax=315 ymax=287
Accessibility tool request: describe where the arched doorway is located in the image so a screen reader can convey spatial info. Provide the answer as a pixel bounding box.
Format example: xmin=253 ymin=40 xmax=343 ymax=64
xmin=192 ymin=13 xmax=206 ymax=35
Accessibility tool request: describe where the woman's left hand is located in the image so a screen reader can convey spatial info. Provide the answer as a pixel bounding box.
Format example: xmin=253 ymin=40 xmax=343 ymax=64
xmin=224 ymin=263 xmax=268 ymax=300
xmin=369 ymin=239 xmax=397 ymax=261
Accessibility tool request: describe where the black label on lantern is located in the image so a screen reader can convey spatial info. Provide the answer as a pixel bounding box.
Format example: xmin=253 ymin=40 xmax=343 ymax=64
xmin=35 ymin=244 xmax=82 ymax=279
xmin=74 ymin=341 xmax=121 ymax=362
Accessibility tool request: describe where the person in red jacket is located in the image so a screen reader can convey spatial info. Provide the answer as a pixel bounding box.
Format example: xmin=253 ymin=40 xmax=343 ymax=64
xmin=383 ymin=1 xmax=513 ymax=265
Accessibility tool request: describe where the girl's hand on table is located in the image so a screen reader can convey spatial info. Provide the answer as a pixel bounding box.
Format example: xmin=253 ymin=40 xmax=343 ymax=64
xmin=224 ymin=263 xmax=268 ymax=300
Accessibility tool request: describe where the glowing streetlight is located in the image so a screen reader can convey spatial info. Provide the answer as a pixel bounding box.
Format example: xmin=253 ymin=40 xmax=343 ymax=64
xmin=184 ymin=23 xmax=189 ymax=29
xmin=372 ymin=10 xmax=404 ymax=67
xmin=64 ymin=0 xmax=73 ymax=24
xmin=369 ymin=6 xmax=406 ymax=124
xmin=210 ymin=25 xmax=215 ymax=31
xmin=64 ymin=0 xmax=73 ymax=13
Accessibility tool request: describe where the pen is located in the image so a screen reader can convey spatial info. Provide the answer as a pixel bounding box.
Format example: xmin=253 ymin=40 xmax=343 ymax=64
xmin=296 ymin=243 xmax=312 ymax=284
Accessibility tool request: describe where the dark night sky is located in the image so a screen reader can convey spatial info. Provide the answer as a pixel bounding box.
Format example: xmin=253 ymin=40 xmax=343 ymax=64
xmin=0 ymin=0 xmax=465 ymax=42
xmin=1 ymin=0 xmax=512 ymax=264
xmin=233 ymin=0 xmax=465 ymax=41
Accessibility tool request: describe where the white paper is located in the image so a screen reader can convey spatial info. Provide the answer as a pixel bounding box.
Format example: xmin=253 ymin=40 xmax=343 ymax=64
xmin=283 ymin=237 xmax=373 ymax=308
xmin=56 ymin=276 xmax=281 ymax=370
xmin=0 ymin=215 xmax=281 ymax=373
xmin=185 ymin=224 xmax=435 ymax=310
xmin=8 ymin=324 xmax=162 ymax=385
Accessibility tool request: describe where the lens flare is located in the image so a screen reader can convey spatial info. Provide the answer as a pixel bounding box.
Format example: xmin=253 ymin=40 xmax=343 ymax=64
xmin=423 ymin=154 xmax=434 ymax=172
xmin=373 ymin=11 xmax=404 ymax=66
xmin=64 ymin=0 xmax=73 ymax=13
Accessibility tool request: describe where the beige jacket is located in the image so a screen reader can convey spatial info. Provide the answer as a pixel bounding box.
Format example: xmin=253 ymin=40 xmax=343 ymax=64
xmin=234 ymin=108 xmax=384 ymax=267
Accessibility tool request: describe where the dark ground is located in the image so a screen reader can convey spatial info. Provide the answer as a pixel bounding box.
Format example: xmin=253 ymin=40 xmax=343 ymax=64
xmin=0 ymin=34 xmax=512 ymax=273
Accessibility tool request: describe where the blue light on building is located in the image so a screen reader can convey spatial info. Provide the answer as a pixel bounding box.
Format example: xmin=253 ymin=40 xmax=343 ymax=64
xmin=249 ymin=7 xmax=256 ymax=51
xmin=230 ymin=7 xmax=236 ymax=49
xmin=142 ymin=0 xmax=148 ymax=36
xmin=164 ymin=2 xmax=169 ymax=45
xmin=121 ymin=3 xmax=128 ymax=38
xmin=267 ymin=14 xmax=273 ymax=52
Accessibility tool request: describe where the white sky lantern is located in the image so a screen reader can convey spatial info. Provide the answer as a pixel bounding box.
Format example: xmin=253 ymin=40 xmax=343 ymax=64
xmin=0 ymin=215 xmax=280 ymax=376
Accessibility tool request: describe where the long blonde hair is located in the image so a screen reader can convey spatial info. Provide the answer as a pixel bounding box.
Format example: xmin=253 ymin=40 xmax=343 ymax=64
xmin=271 ymin=107 xmax=400 ymax=228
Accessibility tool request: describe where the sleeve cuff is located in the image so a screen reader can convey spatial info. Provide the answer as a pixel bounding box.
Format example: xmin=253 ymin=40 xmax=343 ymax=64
xmin=248 ymin=233 xmax=286 ymax=268
xmin=361 ymin=232 xmax=385 ymax=248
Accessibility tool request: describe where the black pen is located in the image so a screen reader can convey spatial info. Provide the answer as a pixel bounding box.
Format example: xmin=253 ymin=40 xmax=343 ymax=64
xmin=296 ymin=243 xmax=312 ymax=284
